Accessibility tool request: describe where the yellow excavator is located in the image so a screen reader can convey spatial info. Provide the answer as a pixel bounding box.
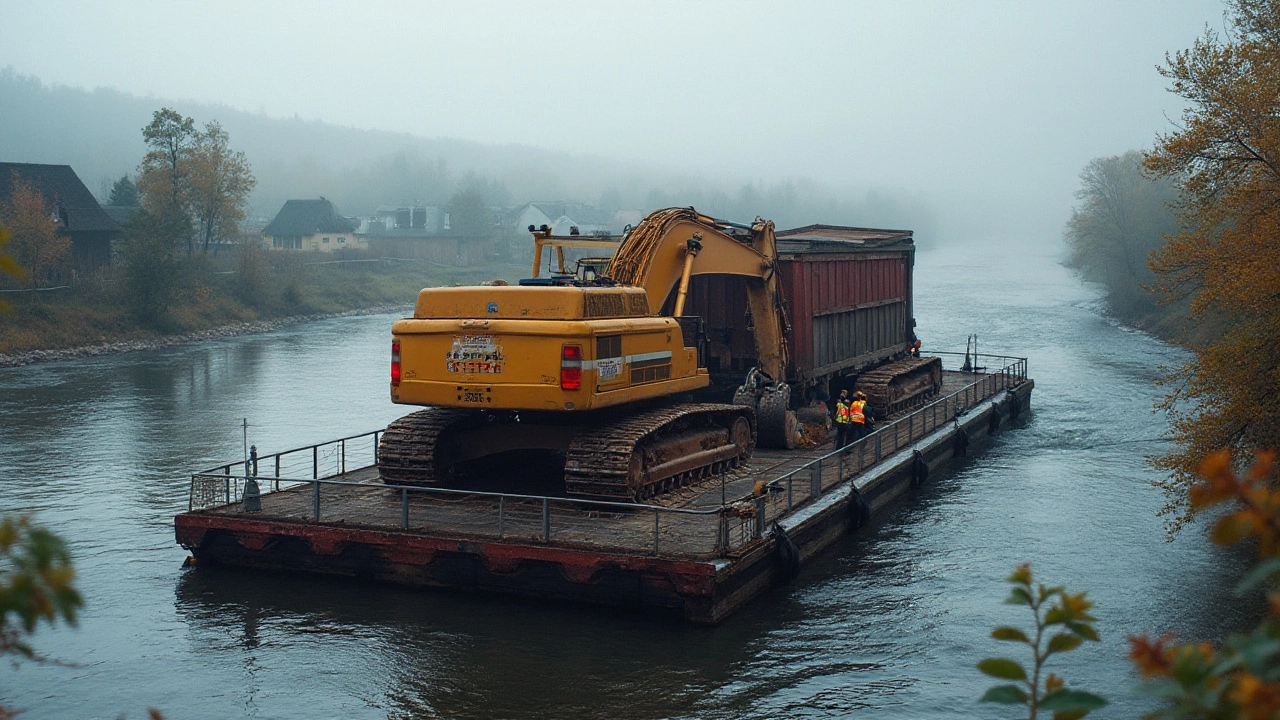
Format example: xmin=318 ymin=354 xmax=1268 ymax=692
xmin=378 ymin=207 xmax=798 ymax=501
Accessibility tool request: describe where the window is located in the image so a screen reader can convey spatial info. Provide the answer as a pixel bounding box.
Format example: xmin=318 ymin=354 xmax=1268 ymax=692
xmin=338 ymin=237 xmax=345 ymax=243
xmin=323 ymin=237 xmax=330 ymax=244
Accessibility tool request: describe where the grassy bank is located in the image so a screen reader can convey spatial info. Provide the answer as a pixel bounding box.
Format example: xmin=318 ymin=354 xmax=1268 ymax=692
xmin=0 ymin=253 xmax=526 ymax=355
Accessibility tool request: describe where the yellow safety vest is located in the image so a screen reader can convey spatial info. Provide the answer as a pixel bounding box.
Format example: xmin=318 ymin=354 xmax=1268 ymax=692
xmin=850 ymin=400 xmax=866 ymax=424
xmin=835 ymin=400 xmax=852 ymax=424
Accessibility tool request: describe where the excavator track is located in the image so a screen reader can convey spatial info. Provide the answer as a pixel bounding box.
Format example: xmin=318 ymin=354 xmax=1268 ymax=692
xmin=564 ymin=403 xmax=755 ymax=502
xmin=854 ymin=356 xmax=943 ymax=418
xmin=377 ymin=407 xmax=482 ymax=486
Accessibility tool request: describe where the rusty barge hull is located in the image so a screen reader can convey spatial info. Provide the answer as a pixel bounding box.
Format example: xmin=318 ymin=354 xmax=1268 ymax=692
xmin=175 ymin=369 xmax=1032 ymax=624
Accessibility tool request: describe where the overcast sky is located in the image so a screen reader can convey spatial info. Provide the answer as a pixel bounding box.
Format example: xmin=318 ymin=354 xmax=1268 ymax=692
xmin=0 ymin=1 xmax=1224 ymax=241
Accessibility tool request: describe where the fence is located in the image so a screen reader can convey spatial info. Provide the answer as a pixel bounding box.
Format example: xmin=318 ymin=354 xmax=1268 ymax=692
xmin=189 ymin=355 xmax=1027 ymax=559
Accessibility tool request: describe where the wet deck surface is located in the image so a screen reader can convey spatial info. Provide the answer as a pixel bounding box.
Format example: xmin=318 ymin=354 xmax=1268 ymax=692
xmin=197 ymin=369 xmax=1015 ymax=558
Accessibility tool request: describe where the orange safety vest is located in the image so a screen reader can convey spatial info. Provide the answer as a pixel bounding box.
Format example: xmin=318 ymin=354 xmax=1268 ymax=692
xmin=835 ymin=399 xmax=852 ymax=424
xmin=850 ymin=400 xmax=867 ymax=424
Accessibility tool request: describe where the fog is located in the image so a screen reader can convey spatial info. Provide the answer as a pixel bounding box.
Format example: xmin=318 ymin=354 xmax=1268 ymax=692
xmin=0 ymin=1 xmax=1222 ymax=243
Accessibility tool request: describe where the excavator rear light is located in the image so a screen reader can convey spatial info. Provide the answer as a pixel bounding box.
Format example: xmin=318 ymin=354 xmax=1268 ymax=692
xmin=391 ymin=340 xmax=401 ymax=385
xmin=561 ymin=344 xmax=582 ymax=390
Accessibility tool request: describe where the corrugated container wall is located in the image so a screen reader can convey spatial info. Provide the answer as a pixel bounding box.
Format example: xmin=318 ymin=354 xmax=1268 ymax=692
xmin=680 ymin=226 xmax=915 ymax=391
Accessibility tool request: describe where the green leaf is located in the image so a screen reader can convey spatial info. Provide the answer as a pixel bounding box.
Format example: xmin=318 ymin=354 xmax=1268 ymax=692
xmin=1039 ymin=689 xmax=1108 ymax=712
xmin=979 ymin=684 xmax=1029 ymax=705
xmin=1065 ymin=621 xmax=1099 ymax=642
xmin=1236 ymin=557 xmax=1280 ymax=596
xmin=1005 ymin=587 xmax=1033 ymax=606
xmin=1047 ymin=633 xmax=1084 ymax=654
xmin=977 ymin=658 xmax=1027 ymax=681
xmin=991 ymin=626 xmax=1030 ymax=643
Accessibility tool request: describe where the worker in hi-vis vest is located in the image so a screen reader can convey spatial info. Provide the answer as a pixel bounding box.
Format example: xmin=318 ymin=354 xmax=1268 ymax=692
xmin=835 ymin=389 xmax=853 ymax=448
xmin=850 ymin=391 xmax=869 ymax=440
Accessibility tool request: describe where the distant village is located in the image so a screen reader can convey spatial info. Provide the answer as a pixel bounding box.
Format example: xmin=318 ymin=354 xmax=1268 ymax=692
xmin=0 ymin=160 xmax=644 ymax=274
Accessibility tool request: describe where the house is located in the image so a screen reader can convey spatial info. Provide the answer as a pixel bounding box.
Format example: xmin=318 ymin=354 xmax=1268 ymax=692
xmin=262 ymin=198 xmax=363 ymax=251
xmin=0 ymin=162 xmax=120 ymax=269
xmin=512 ymin=202 xmax=617 ymax=237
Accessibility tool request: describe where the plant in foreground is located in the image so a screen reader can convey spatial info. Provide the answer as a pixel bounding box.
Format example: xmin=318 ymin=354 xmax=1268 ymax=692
xmin=978 ymin=563 xmax=1107 ymax=719
xmin=1128 ymin=450 xmax=1280 ymax=718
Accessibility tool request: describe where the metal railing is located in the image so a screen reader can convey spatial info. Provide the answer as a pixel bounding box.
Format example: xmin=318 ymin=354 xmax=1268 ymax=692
xmin=188 ymin=355 xmax=1028 ymax=559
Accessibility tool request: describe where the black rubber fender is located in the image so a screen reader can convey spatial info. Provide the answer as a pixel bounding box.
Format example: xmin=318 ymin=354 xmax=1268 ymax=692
xmin=773 ymin=523 xmax=801 ymax=583
xmin=1007 ymin=391 xmax=1022 ymax=420
xmin=846 ymin=486 xmax=870 ymax=531
xmin=912 ymin=449 xmax=930 ymax=487
xmin=955 ymin=424 xmax=971 ymax=457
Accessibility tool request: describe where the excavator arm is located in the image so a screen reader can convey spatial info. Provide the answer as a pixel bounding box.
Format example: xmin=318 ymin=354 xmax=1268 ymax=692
xmin=608 ymin=208 xmax=798 ymax=447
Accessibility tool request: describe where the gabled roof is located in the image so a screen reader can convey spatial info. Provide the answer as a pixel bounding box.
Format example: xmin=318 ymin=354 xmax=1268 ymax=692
xmin=0 ymin=162 xmax=118 ymax=233
xmin=263 ymin=198 xmax=356 ymax=236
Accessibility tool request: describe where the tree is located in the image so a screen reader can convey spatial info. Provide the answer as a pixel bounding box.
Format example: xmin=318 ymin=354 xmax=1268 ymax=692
xmin=1063 ymin=151 xmax=1179 ymax=316
xmin=107 ymin=174 xmax=139 ymax=207
xmin=0 ymin=228 xmax=21 ymax=312
xmin=119 ymin=207 xmax=182 ymax=324
xmin=448 ymin=184 xmax=492 ymax=239
xmin=0 ymin=174 xmax=71 ymax=290
xmin=136 ymin=108 xmax=197 ymax=254
xmin=1143 ymin=0 xmax=1280 ymax=523
xmin=187 ymin=121 xmax=255 ymax=255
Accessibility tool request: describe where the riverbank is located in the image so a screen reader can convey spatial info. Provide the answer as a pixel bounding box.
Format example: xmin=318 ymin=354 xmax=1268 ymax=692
xmin=0 ymin=304 xmax=409 ymax=368
xmin=0 ymin=255 xmax=527 ymax=366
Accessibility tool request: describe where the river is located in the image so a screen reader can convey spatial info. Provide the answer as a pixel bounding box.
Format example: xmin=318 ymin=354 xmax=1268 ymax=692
xmin=0 ymin=241 xmax=1255 ymax=719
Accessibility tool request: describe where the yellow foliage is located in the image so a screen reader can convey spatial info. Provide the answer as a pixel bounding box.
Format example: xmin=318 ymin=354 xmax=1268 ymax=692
xmin=1145 ymin=0 xmax=1280 ymax=525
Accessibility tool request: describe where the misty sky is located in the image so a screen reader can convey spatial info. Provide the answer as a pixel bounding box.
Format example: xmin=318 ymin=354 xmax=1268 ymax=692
xmin=0 ymin=1 xmax=1224 ymax=241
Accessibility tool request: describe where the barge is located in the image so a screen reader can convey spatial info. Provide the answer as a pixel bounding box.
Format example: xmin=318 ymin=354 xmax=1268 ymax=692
xmin=174 ymin=354 xmax=1032 ymax=623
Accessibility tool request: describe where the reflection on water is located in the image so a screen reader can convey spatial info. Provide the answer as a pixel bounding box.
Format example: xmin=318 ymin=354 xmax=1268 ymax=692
xmin=0 ymin=243 xmax=1259 ymax=719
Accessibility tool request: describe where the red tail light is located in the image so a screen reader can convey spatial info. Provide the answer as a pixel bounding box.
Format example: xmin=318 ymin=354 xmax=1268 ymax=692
xmin=561 ymin=344 xmax=582 ymax=390
xmin=391 ymin=340 xmax=401 ymax=385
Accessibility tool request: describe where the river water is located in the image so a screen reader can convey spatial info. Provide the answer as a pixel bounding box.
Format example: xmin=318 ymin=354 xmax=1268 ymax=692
xmin=0 ymin=241 xmax=1255 ymax=719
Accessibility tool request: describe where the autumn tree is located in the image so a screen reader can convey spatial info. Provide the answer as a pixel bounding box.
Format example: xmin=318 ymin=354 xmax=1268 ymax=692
xmin=1144 ymin=0 xmax=1280 ymax=523
xmin=0 ymin=174 xmax=71 ymax=289
xmin=118 ymin=207 xmax=182 ymax=324
xmin=1063 ymin=151 xmax=1178 ymax=317
xmin=187 ymin=121 xmax=255 ymax=254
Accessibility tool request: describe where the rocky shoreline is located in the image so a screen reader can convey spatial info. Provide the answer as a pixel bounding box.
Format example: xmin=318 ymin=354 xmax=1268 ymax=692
xmin=0 ymin=304 xmax=411 ymax=369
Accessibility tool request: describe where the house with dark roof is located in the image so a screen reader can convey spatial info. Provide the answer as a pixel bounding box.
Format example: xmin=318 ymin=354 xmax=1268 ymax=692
xmin=262 ymin=198 xmax=363 ymax=252
xmin=0 ymin=162 xmax=121 ymax=269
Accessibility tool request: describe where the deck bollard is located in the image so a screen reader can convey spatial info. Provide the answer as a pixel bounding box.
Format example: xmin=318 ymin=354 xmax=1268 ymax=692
xmin=242 ymin=478 xmax=261 ymax=512
xmin=401 ymin=487 xmax=408 ymax=529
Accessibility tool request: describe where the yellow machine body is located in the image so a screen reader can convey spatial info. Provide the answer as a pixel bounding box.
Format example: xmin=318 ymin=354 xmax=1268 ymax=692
xmin=391 ymin=285 xmax=709 ymax=412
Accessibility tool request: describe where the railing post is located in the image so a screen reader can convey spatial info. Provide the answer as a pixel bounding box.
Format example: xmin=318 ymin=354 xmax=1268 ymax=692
xmin=401 ymin=487 xmax=408 ymax=529
xmin=542 ymin=498 xmax=550 ymax=542
xmin=875 ymin=431 xmax=882 ymax=462
xmin=498 ymin=496 xmax=505 ymax=538
xmin=653 ymin=509 xmax=660 ymax=555
xmin=787 ymin=474 xmax=793 ymax=509
xmin=838 ymin=449 xmax=844 ymax=483
xmin=909 ymin=412 xmax=914 ymax=442
xmin=810 ymin=459 xmax=821 ymax=499
xmin=275 ymin=455 xmax=280 ymax=478
xmin=313 ymin=481 xmax=320 ymax=521
xmin=754 ymin=495 xmax=766 ymax=539
xmin=373 ymin=431 xmax=380 ymax=464
xmin=313 ymin=446 xmax=318 ymax=479
xmin=341 ymin=439 xmax=346 ymax=475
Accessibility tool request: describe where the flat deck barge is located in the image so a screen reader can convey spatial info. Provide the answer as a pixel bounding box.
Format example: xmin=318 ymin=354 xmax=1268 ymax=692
xmin=175 ymin=352 xmax=1032 ymax=623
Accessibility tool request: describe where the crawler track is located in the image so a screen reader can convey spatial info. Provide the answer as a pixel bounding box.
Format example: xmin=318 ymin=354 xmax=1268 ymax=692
xmin=855 ymin=356 xmax=943 ymax=417
xmin=564 ymin=403 xmax=755 ymax=502
xmin=377 ymin=407 xmax=481 ymax=485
